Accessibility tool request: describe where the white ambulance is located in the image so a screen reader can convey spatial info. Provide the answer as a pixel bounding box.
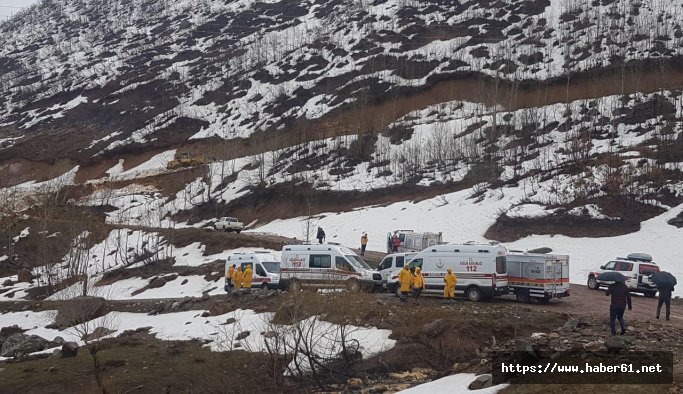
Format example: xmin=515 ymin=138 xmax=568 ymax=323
xmin=391 ymin=242 xmax=509 ymax=301
xmin=506 ymin=251 xmax=570 ymax=303
xmin=280 ymin=243 xmax=382 ymax=291
xmin=225 ymin=251 xmax=281 ymax=290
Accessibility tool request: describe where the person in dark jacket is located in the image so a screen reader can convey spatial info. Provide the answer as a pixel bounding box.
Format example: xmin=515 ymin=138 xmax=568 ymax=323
xmin=316 ymin=227 xmax=325 ymax=244
xmin=606 ymin=281 xmax=632 ymax=335
xmin=657 ymin=285 xmax=674 ymax=321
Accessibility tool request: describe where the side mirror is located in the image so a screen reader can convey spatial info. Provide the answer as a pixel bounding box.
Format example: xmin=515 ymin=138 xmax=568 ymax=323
xmin=600 ymin=265 xmax=605 ymax=270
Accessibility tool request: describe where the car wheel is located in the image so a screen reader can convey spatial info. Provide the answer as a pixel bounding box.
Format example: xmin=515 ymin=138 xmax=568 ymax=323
xmin=587 ymin=276 xmax=599 ymax=290
xmin=394 ymin=285 xmax=403 ymax=298
xmin=261 ymin=283 xmax=268 ymax=291
xmin=515 ymin=290 xmax=531 ymax=304
xmin=466 ymin=286 xmax=482 ymax=302
xmin=346 ymin=279 xmax=361 ymax=292
xmin=645 ymin=291 xmax=657 ymax=298
xmin=236 ymin=230 xmax=241 ymax=234
xmin=536 ymin=297 xmax=550 ymax=304
xmin=289 ymin=279 xmax=302 ymax=292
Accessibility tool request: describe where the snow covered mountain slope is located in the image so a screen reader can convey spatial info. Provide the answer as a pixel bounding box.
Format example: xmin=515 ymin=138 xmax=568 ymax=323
xmin=0 ymin=0 xmax=682 ymax=161
xmin=0 ymin=0 xmax=681 ymax=298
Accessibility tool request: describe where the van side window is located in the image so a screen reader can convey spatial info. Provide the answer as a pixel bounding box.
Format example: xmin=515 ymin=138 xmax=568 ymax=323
xmin=310 ymin=254 xmax=331 ymax=269
xmin=617 ymin=262 xmax=633 ymax=271
xmin=496 ymin=256 xmax=506 ymax=274
xmin=395 ymin=256 xmax=405 ymax=268
xmin=335 ymin=256 xmax=353 ymax=272
xmin=378 ymin=257 xmax=392 ymax=271
xmin=409 ymin=258 xmax=423 ymax=271
xmin=255 ymin=264 xmax=266 ymax=277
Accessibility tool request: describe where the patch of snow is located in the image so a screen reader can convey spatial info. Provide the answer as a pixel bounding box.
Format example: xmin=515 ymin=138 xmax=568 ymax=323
xmin=0 ymin=308 xmax=396 ymax=370
xmin=398 ymin=373 xmax=508 ymax=394
xmin=115 ymin=149 xmax=177 ymax=179
xmin=11 ymin=226 xmax=30 ymax=243
xmin=567 ymin=204 xmax=618 ymax=220
xmin=506 ymin=204 xmax=558 ymax=219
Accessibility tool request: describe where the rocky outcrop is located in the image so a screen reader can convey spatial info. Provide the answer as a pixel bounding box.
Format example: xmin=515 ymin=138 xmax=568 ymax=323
xmin=468 ymin=374 xmax=493 ymax=390
xmin=148 ymin=276 xmax=167 ymax=289
xmin=55 ymin=296 xmax=109 ymax=328
xmin=667 ymin=211 xmax=683 ymax=228
xmin=17 ymin=268 xmax=32 ymax=283
xmin=61 ymin=342 xmax=79 ymax=358
xmin=0 ymin=334 xmax=50 ymax=357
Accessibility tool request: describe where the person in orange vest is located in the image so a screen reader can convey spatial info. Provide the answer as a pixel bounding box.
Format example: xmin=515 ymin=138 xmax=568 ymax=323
xmin=226 ymin=264 xmax=235 ymax=291
xmin=360 ymin=233 xmax=368 ymax=256
xmin=399 ymin=265 xmax=412 ymax=304
xmin=233 ymin=266 xmax=243 ymax=290
xmin=443 ymin=268 xmax=457 ymax=303
xmin=243 ymin=264 xmax=253 ymax=291
xmin=412 ymin=267 xmax=425 ymax=305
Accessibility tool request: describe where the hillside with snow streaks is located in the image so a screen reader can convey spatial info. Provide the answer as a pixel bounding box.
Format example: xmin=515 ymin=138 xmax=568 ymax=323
xmin=1 ymin=0 xmax=683 ymax=158
xmin=67 ymin=91 xmax=683 ymax=230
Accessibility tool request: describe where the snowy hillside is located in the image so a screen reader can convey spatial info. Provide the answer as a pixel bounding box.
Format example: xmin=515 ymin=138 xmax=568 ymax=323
xmin=1 ymin=0 xmax=683 ymax=159
xmin=254 ymin=187 xmax=683 ymax=296
xmin=0 ymin=0 xmax=681 ymax=301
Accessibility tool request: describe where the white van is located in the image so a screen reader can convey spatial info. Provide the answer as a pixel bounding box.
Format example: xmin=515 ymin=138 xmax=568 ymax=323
xmin=280 ymin=243 xmax=382 ymax=291
xmin=377 ymin=252 xmax=416 ymax=291
xmin=396 ymin=242 xmax=509 ymax=301
xmin=225 ymin=252 xmax=281 ymax=290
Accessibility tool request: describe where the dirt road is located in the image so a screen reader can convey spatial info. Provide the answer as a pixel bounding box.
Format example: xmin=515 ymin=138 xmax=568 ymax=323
xmin=508 ymin=284 xmax=683 ymax=328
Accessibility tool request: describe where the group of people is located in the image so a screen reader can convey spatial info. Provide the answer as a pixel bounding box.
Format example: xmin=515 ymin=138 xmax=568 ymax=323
xmin=398 ymin=265 xmax=457 ymax=305
xmin=225 ymin=264 xmax=253 ymax=291
xmin=606 ymin=280 xmax=674 ymax=336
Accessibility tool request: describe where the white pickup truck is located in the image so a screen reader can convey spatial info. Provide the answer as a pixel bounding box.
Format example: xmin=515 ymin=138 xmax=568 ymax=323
xmin=214 ymin=217 xmax=244 ymax=233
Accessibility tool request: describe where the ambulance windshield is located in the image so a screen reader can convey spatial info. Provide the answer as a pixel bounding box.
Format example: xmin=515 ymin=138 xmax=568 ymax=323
xmin=345 ymin=255 xmax=372 ymax=270
xmin=262 ymin=261 xmax=280 ymax=273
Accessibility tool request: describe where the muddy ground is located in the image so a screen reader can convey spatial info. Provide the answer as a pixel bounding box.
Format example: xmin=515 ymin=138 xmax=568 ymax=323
xmin=1 ymin=284 xmax=682 ymax=393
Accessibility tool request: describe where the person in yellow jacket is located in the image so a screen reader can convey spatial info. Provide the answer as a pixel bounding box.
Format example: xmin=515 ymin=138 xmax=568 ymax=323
xmin=360 ymin=233 xmax=368 ymax=256
xmin=399 ymin=265 xmax=412 ymax=304
xmin=242 ymin=264 xmax=253 ymax=291
xmin=233 ymin=266 xmax=243 ymax=290
xmin=412 ymin=267 xmax=425 ymax=305
xmin=443 ymin=268 xmax=457 ymax=303
xmin=226 ymin=264 xmax=235 ymax=291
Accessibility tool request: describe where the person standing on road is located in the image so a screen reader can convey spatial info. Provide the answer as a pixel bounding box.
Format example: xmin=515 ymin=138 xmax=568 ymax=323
xmin=412 ymin=267 xmax=425 ymax=305
xmin=243 ymin=264 xmax=253 ymax=291
xmin=317 ymin=227 xmax=326 ymax=244
xmin=443 ymin=268 xmax=457 ymax=303
xmin=234 ymin=266 xmax=244 ymax=290
xmin=392 ymin=234 xmax=401 ymax=252
xmin=360 ymin=233 xmax=368 ymax=256
xmin=657 ymin=284 xmax=674 ymax=321
xmin=399 ymin=265 xmax=412 ymax=304
xmin=226 ymin=263 xmax=235 ymax=291
xmin=606 ymin=280 xmax=632 ymax=335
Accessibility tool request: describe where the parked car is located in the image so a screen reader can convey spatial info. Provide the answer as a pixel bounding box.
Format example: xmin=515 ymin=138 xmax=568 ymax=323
xmin=377 ymin=252 xmax=416 ymax=292
xmin=386 ymin=241 xmax=509 ymax=302
xmin=214 ymin=217 xmax=244 ymax=233
xmin=280 ymin=243 xmax=381 ymax=292
xmin=587 ymin=253 xmax=658 ymax=297
xmin=226 ymin=252 xmax=281 ymax=290
xmin=507 ymin=251 xmax=570 ymax=303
